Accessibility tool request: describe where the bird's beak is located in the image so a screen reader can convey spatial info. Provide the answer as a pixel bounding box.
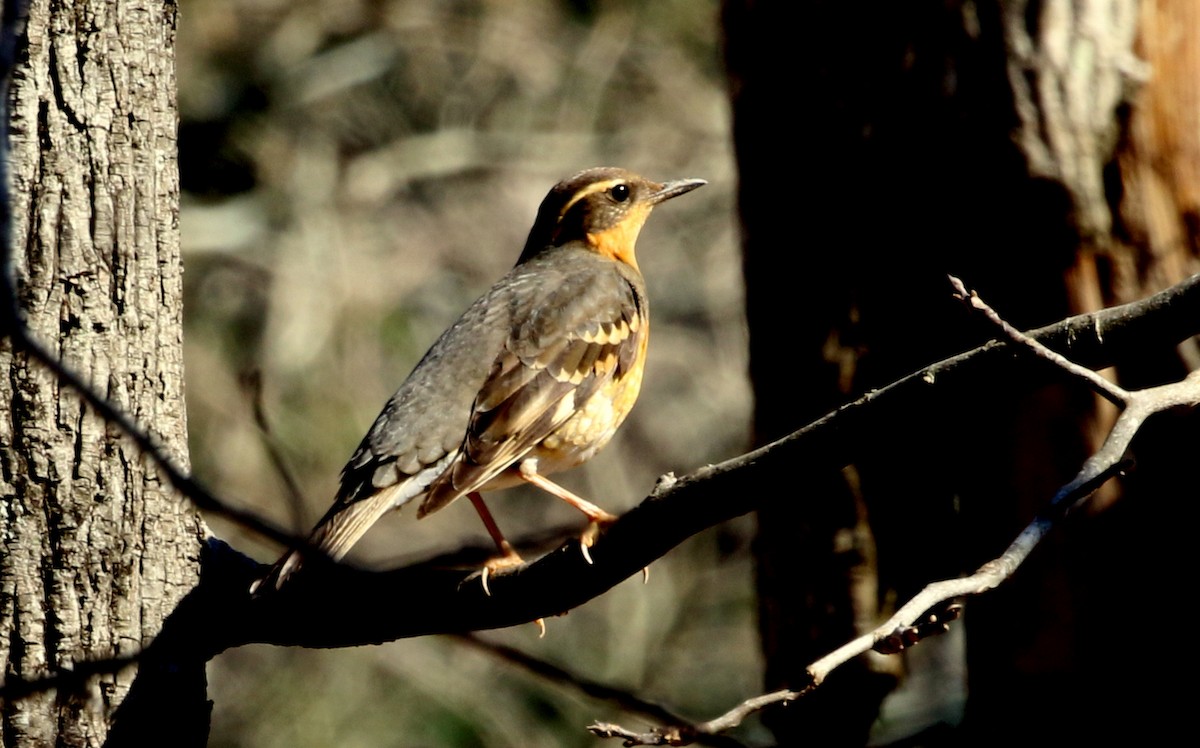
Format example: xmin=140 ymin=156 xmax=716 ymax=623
xmin=648 ymin=178 xmax=706 ymax=205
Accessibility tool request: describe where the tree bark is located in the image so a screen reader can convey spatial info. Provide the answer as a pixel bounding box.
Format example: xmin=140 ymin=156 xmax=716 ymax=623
xmin=0 ymin=1 xmax=204 ymax=745
xmin=727 ymin=0 xmax=1195 ymax=744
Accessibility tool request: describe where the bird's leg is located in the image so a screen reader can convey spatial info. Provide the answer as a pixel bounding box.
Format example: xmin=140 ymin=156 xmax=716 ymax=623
xmin=467 ymin=492 xmax=525 ymax=596
xmin=518 ymin=459 xmax=618 ymax=564
xmin=466 ymin=492 xmax=546 ymax=636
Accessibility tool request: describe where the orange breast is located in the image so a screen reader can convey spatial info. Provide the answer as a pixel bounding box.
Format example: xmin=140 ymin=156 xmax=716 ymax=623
xmin=533 ymin=326 xmax=649 ymax=474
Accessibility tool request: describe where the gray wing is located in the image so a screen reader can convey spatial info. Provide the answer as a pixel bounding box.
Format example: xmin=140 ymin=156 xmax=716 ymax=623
xmin=252 ymin=250 xmax=641 ymax=593
xmin=418 ymin=251 xmax=644 ymax=515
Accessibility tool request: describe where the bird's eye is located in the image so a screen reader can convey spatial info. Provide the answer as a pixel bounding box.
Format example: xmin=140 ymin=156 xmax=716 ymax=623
xmin=609 ymin=183 xmax=630 ymax=203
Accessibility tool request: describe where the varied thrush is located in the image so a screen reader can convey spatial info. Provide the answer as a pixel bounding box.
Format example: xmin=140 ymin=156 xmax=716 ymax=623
xmin=253 ymin=167 xmax=705 ymax=593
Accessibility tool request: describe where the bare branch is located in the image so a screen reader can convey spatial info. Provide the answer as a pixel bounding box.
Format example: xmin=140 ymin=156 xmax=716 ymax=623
xmin=0 ymin=314 xmax=370 ymax=573
xmin=453 ymin=634 xmax=691 ymax=730
xmin=591 ymin=280 xmax=1199 ymax=743
xmin=587 ymin=723 xmax=690 ymax=747
xmin=949 ymin=274 xmax=1130 ymax=405
xmin=242 ymin=369 xmax=310 ymax=530
xmin=872 ymin=603 xmax=962 ymax=656
xmin=2 ymin=274 xmax=1198 ymax=707
xmin=454 ymin=635 xmax=761 ymax=747
xmin=808 ymin=287 xmax=1200 ymax=683
xmin=586 ymin=689 xmax=798 ymax=747
xmin=689 ymin=690 xmax=799 ymax=737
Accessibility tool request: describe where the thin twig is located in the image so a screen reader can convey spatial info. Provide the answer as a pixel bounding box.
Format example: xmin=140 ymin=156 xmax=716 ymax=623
xmin=691 ymin=690 xmax=799 ymax=735
xmin=3 ymin=276 xmax=1199 ymax=703
xmin=10 ymin=328 xmax=305 ymax=551
xmin=242 ymin=369 xmax=312 ymax=532
xmin=591 ymin=278 xmax=1200 ymax=744
xmin=807 ymin=284 xmax=1200 ymax=684
xmin=586 ymin=689 xmax=796 ymax=747
xmin=454 ymin=635 xmax=747 ymax=748
xmin=949 ymin=274 xmax=1130 ymax=406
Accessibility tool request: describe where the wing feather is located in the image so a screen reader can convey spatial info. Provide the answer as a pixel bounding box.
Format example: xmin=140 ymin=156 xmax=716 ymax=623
xmin=419 ymin=255 xmax=644 ymax=515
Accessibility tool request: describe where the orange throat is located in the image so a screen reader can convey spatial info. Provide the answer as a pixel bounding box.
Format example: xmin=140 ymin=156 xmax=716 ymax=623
xmin=586 ymin=207 xmax=649 ymax=270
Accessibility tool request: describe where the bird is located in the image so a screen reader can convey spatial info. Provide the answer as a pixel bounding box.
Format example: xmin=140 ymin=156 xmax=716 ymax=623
xmin=252 ymin=166 xmax=705 ymax=594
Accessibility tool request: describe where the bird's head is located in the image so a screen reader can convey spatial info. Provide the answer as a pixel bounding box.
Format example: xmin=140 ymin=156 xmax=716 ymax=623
xmin=519 ymin=167 xmax=706 ymax=269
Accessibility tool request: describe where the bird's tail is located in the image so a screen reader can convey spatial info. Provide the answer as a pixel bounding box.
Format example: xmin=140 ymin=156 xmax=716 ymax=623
xmin=250 ymin=483 xmax=407 ymax=595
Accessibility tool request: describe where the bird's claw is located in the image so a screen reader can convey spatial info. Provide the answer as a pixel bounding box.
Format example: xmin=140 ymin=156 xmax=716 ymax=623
xmin=578 ymin=513 xmax=618 ymax=565
xmin=472 ymin=546 xmax=526 ymax=596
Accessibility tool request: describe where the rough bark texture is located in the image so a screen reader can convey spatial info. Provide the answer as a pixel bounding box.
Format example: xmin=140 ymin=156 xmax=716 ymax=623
xmin=0 ymin=1 xmax=204 ymax=745
xmin=1113 ymin=0 xmax=1200 ymax=310
xmin=1003 ymin=0 xmax=1141 ymax=246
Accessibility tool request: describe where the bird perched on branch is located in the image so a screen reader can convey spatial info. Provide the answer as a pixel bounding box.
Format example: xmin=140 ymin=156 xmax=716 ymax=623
xmin=253 ymin=167 xmax=705 ymax=594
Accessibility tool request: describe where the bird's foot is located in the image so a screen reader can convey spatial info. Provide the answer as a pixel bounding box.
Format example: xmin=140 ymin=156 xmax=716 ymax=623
xmin=469 ymin=548 xmax=545 ymax=635
xmin=477 ymin=543 xmax=526 ymax=597
xmin=579 ymin=511 xmax=619 ymax=565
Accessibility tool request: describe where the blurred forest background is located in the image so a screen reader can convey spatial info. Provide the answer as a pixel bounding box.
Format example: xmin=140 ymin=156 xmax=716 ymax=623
xmin=4 ymin=0 xmax=1199 ymax=745
xmin=176 ymin=1 xmax=754 ymax=746
xmin=167 ymin=0 xmax=1200 ymax=746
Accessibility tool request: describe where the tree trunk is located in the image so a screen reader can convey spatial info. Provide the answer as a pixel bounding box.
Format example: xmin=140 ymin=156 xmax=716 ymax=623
xmin=728 ymin=0 xmax=1196 ymax=744
xmin=0 ymin=0 xmax=204 ymax=745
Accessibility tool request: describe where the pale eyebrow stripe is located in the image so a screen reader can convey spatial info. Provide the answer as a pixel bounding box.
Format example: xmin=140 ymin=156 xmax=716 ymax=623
xmin=557 ymin=179 xmax=626 ymax=221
